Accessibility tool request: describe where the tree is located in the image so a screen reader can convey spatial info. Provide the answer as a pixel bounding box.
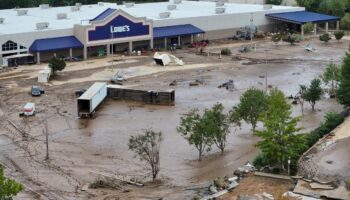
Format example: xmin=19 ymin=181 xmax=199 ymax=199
xmin=336 ymin=47 xmax=350 ymax=108
xmin=0 ymin=165 xmax=23 ymax=199
xmin=321 ymin=63 xmax=341 ymax=97
xmin=303 ymin=22 xmax=314 ymax=35
xmin=128 ymin=130 xmax=162 ymax=181
xmin=256 ymin=88 xmax=305 ymax=171
xmin=298 ymin=85 xmax=307 ymax=116
xmin=271 ymin=33 xmax=282 ymax=45
xmin=318 ymin=0 xmax=346 ymax=17
xmin=230 ymin=88 xmax=268 ymax=132
xmin=302 ymin=78 xmax=324 ymax=111
xmin=334 ymin=31 xmax=345 ymax=42
xmin=341 ymin=13 xmax=350 ymax=31
xmin=266 ymin=0 xmax=282 ymax=5
xmin=319 ymin=33 xmax=331 ymax=43
xmin=295 ymin=0 xmax=320 ymax=12
xmin=205 ymin=103 xmax=230 ymax=153
xmin=177 ymin=109 xmax=213 ymax=161
xmin=48 ymin=57 xmax=66 ymax=74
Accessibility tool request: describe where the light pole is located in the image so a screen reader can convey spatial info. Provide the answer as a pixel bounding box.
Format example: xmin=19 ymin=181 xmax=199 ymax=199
xmin=45 ymin=94 xmax=49 ymax=161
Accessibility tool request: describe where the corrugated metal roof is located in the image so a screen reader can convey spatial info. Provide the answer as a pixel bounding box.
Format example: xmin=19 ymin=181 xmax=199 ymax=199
xmin=153 ymin=24 xmax=205 ymax=39
xmin=29 ymin=36 xmax=83 ymax=52
xmin=266 ymin=11 xmax=340 ymax=25
xmin=90 ymin=8 xmax=116 ymax=22
xmin=79 ymin=82 xmax=107 ymax=100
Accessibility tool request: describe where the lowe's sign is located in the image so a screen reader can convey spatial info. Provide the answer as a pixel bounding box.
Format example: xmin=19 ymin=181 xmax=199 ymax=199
xmin=88 ymin=15 xmax=150 ymax=41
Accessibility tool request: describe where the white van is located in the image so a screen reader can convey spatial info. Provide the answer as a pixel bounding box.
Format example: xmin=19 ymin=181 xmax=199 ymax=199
xmin=19 ymin=103 xmax=35 ymax=116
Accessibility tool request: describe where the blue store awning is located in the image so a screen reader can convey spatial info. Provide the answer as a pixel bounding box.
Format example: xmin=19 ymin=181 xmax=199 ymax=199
xmin=29 ymin=36 xmax=84 ymax=52
xmin=266 ymin=11 xmax=340 ymax=25
xmin=153 ymin=24 xmax=204 ymax=39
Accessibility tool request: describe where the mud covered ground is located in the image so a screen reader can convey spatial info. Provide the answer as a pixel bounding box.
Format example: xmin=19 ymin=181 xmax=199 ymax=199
xmin=0 ymin=38 xmax=347 ymax=199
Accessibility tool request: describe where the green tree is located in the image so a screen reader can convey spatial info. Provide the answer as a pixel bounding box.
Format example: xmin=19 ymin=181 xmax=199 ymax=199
xmin=302 ymin=79 xmax=324 ymax=111
xmin=298 ymin=85 xmax=307 ymax=116
xmin=271 ymin=33 xmax=282 ymax=45
xmin=334 ymin=31 xmax=345 ymax=42
xmin=303 ymin=22 xmax=314 ymax=34
xmin=128 ymin=130 xmax=162 ymax=181
xmin=256 ymin=89 xmax=305 ymax=171
xmin=205 ymin=103 xmax=230 ymax=153
xmin=295 ymin=0 xmax=320 ymax=12
xmin=230 ymin=88 xmax=268 ymax=132
xmin=319 ymin=33 xmax=331 ymax=43
xmin=341 ymin=13 xmax=350 ymax=31
xmin=0 ymin=165 xmax=23 ymax=199
xmin=177 ymin=109 xmax=213 ymax=161
xmin=321 ymin=63 xmax=341 ymax=97
xmin=266 ymin=0 xmax=282 ymax=5
xmin=318 ymin=0 xmax=346 ymax=17
xmin=48 ymin=57 xmax=66 ymax=74
xmin=336 ymin=47 xmax=350 ymax=108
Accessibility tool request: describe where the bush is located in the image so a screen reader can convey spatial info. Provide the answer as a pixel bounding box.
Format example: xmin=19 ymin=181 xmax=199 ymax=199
xmin=48 ymin=57 xmax=66 ymax=74
xmin=266 ymin=0 xmax=282 ymax=5
xmin=334 ymin=31 xmax=345 ymax=42
xmin=282 ymin=33 xmax=303 ymax=45
xmin=346 ymin=178 xmax=350 ymax=190
xmin=303 ymin=22 xmax=313 ymax=34
xmin=252 ymin=153 xmax=268 ymax=170
xmin=221 ymin=48 xmax=232 ymax=55
xmin=319 ymin=33 xmax=331 ymax=43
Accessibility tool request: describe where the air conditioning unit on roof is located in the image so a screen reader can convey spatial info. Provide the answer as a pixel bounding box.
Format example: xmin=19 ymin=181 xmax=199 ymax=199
xmin=57 ymin=13 xmax=67 ymax=20
xmin=174 ymin=0 xmax=182 ymax=4
xmin=98 ymin=2 xmax=104 ymax=6
xmin=17 ymin=10 xmax=28 ymax=16
xmin=216 ymin=2 xmax=225 ymax=6
xmin=71 ymin=6 xmax=80 ymax=12
xmin=39 ymin=4 xmax=50 ymax=9
xmin=0 ymin=18 xmax=4 ymax=24
xmin=125 ymin=2 xmax=135 ymax=7
xmin=263 ymin=4 xmax=273 ymax=10
xmin=75 ymin=3 xmax=82 ymax=7
xmin=36 ymin=22 xmax=49 ymax=30
xmin=215 ymin=7 xmax=225 ymax=14
xmin=159 ymin=12 xmax=171 ymax=18
xmin=168 ymin=5 xmax=176 ymax=10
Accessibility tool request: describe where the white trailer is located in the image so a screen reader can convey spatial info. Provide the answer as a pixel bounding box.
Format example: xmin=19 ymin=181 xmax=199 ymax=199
xmin=38 ymin=67 xmax=52 ymax=83
xmin=77 ymin=82 xmax=107 ymax=118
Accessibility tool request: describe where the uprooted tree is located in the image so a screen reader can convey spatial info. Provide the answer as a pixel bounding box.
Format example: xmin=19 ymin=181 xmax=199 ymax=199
xmin=128 ymin=130 xmax=162 ymax=181
xmin=230 ymin=88 xmax=268 ymax=132
xmin=0 ymin=164 xmax=23 ymax=199
xmin=255 ymin=88 xmax=306 ymax=172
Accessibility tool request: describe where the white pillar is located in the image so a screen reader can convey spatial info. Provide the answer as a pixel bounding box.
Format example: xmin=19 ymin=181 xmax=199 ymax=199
xmin=69 ymin=48 xmax=73 ymax=60
xmin=313 ymin=24 xmax=317 ymax=36
xmin=301 ymin=24 xmax=304 ymax=36
xmin=325 ymin=22 xmax=329 ymax=33
xmin=106 ymin=44 xmax=110 ymax=56
xmin=53 ymin=52 xmax=57 ymax=58
xmin=37 ymin=52 xmax=40 ymax=64
xmin=336 ymin=21 xmax=340 ymax=31
xmin=129 ymin=41 xmax=133 ymax=54
xmin=150 ymin=39 xmax=154 ymax=49
xmin=17 ymin=44 xmax=20 ymax=55
xmin=83 ymin=46 xmax=87 ymax=60
xmin=178 ymin=35 xmax=181 ymax=46
xmin=191 ymin=34 xmax=194 ymax=44
xmin=164 ymin=38 xmax=167 ymax=49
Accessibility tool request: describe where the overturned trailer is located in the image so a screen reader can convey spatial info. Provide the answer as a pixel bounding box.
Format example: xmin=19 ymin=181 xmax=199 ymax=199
xmin=107 ymin=85 xmax=175 ymax=106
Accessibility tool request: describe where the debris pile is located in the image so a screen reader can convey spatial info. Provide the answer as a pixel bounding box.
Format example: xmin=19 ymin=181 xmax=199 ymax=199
xmin=153 ymin=52 xmax=184 ymax=66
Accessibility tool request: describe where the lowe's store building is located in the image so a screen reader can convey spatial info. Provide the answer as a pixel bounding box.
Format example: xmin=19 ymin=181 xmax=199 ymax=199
xmin=0 ymin=1 xmax=339 ymax=65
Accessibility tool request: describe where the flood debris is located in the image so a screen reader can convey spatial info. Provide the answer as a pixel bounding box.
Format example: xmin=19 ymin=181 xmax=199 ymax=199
xmin=189 ymin=79 xmax=203 ymax=86
xmin=169 ymin=80 xmax=177 ymax=86
xmin=153 ymin=52 xmax=184 ymax=66
xmin=218 ymin=80 xmax=234 ymax=91
xmin=201 ymin=176 xmax=239 ymax=200
xmin=293 ymin=180 xmax=349 ymax=199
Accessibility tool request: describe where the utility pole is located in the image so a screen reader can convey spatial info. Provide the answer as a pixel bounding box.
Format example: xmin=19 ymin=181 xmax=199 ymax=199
xmin=45 ymin=95 xmax=49 ymax=161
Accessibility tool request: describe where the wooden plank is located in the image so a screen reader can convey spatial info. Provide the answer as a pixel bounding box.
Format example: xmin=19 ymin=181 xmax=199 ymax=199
xmin=254 ymin=172 xmax=292 ymax=180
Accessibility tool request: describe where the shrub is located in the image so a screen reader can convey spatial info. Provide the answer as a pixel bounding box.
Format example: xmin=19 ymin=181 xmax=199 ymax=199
xmin=48 ymin=57 xmax=66 ymax=74
xmin=221 ymin=48 xmax=232 ymax=55
xmin=319 ymin=33 xmax=331 ymax=43
xmin=334 ymin=31 xmax=345 ymax=42
xmin=252 ymin=153 xmax=268 ymax=170
xmin=303 ymin=22 xmax=313 ymax=34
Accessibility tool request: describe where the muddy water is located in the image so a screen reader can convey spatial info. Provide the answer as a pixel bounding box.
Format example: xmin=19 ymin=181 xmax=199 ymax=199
xmin=48 ymin=58 xmax=342 ymax=187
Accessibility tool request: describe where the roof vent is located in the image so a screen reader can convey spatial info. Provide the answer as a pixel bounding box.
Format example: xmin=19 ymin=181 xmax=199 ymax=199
xmin=36 ymin=22 xmax=49 ymax=30
xmin=39 ymin=4 xmax=50 ymax=9
xmin=215 ymin=7 xmax=225 ymax=14
xmin=174 ymin=0 xmax=182 ymax=4
xmin=216 ymin=2 xmax=225 ymax=6
xmin=263 ymin=4 xmax=273 ymax=10
xmin=98 ymin=2 xmax=104 ymax=6
xmin=0 ymin=18 xmax=4 ymax=24
xmin=167 ymin=4 xmax=176 ymax=10
xmin=75 ymin=3 xmax=82 ymax=7
xmin=71 ymin=6 xmax=80 ymax=12
xmin=159 ymin=12 xmax=171 ymax=18
xmin=125 ymin=2 xmax=135 ymax=7
xmin=17 ymin=9 xmax=28 ymax=16
xmin=57 ymin=13 xmax=67 ymax=20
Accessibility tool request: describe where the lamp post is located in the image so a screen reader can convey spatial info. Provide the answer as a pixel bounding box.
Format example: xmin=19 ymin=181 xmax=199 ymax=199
xmin=45 ymin=94 xmax=49 ymax=161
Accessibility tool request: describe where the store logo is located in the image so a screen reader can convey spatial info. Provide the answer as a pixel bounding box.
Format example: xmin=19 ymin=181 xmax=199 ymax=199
xmin=110 ymin=25 xmax=130 ymax=33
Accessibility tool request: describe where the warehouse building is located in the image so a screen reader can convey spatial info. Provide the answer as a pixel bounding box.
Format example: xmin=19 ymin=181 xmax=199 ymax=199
xmin=0 ymin=1 xmax=333 ymax=65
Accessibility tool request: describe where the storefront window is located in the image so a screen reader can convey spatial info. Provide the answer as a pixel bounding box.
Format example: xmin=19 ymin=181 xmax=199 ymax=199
xmin=2 ymin=40 xmax=18 ymax=51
